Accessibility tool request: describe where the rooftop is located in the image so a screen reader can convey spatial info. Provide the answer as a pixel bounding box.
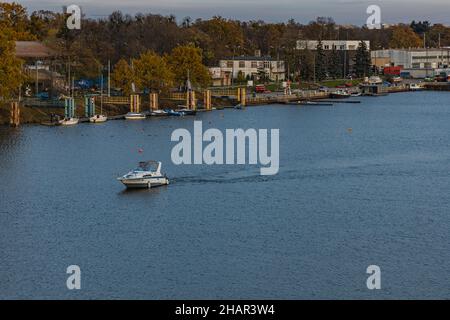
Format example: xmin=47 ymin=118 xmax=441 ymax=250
xmin=15 ymin=41 xmax=56 ymax=58
xmin=222 ymin=56 xmax=280 ymax=61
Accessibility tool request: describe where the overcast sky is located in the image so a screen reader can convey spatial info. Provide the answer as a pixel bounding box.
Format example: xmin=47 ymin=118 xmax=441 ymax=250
xmin=12 ymin=0 xmax=450 ymax=25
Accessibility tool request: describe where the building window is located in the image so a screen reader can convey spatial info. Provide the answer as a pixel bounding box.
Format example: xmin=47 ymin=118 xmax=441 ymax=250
xmin=239 ymin=61 xmax=245 ymax=68
xmin=227 ymin=61 xmax=233 ymax=68
xmin=264 ymin=61 xmax=270 ymax=68
xmin=325 ymin=45 xmax=330 ymax=50
xmin=251 ymin=61 xmax=258 ymax=68
xmin=340 ymin=45 xmax=345 ymax=50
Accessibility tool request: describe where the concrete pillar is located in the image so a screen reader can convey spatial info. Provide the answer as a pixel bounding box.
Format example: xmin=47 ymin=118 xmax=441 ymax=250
xmin=240 ymin=88 xmax=246 ymax=107
xmin=84 ymin=96 xmax=95 ymax=117
xmin=130 ymin=94 xmax=140 ymax=113
xmin=65 ymin=98 xmax=75 ymax=118
xmin=203 ymin=90 xmax=212 ymax=111
xmin=10 ymin=102 xmax=20 ymax=127
xmin=187 ymin=91 xmax=196 ymax=110
xmin=150 ymin=93 xmax=158 ymax=111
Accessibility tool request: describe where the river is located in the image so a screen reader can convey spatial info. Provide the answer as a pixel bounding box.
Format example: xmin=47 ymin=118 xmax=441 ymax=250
xmin=0 ymin=91 xmax=449 ymax=299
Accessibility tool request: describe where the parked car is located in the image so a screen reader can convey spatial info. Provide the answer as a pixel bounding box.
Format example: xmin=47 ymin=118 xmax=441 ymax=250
xmin=255 ymin=85 xmax=266 ymax=93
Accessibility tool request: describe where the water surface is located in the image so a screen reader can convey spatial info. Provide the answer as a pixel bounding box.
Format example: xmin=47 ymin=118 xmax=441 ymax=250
xmin=0 ymin=91 xmax=449 ymax=299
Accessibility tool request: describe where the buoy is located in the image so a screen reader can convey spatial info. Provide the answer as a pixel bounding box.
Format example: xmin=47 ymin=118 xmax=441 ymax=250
xmin=347 ymin=128 xmax=353 ymax=133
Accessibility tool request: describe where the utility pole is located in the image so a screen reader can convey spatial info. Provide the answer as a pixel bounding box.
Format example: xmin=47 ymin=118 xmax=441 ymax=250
xmin=108 ymin=59 xmax=111 ymax=97
xmin=68 ymin=56 xmax=71 ymax=97
xmin=35 ymin=60 xmax=39 ymax=96
xmin=231 ymin=47 xmax=235 ymax=87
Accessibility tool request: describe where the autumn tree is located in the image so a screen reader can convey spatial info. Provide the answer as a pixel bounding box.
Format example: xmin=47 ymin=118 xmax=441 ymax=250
xmin=0 ymin=28 xmax=25 ymax=99
xmin=389 ymin=25 xmax=423 ymax=48
xmin=0 ymin=2 xmax=34 ymax=40
xmin=166 ymin=45 xmax=211 ymax=88
xmin=111 ymin=59 xmax=135 ymax=96
xmin=133 ymin=51 xmax=174 ymax=93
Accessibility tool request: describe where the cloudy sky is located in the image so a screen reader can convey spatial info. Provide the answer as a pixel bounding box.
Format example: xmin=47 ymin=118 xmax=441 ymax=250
xmin=12 ymin=0 xmax=450 ymax=25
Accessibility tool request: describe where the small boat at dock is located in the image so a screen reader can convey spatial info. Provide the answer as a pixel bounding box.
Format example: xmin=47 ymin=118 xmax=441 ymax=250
xmin=59 ymin=117 xmax=79 ymax=126
xmin=89 ymin=114 xmax=108 ymax=123
xmin=330 ymin=90 xmax=351 ymax=99
xmin=150 ymin=110 xmax=169 ymax=117
xmin=165 ymin=109 xmax=185 ymax=116
xmin=118 ymin=161 xmax=169 ymax=189
xmin=176 ymin=106 xmax=197 ymax=116
xmin=125 ymin=112 xmax=146 ymax=120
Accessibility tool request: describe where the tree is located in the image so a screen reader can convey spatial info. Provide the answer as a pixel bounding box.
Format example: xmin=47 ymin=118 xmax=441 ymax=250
xmin=166 ymin=45 xmax=211 ymax=88
xmin=133 ymin=51 xmax=174 ymax=93
xmin=389 ymin=25 xmax=422 ymax=48
xmin=299 ymin=49 xmax=315 ymax=81
xmin=236 ymin=70 xmax=246 ymax=84
xmin=410 ymin=20 xmax=431 ymax=35
xmin=0 ymin=28 xmax=25 ymax=99
xmin=315 ymin=40 xmax=327 ymax=81
xmin=354 ymin=41 xmax=371 ymax=77
xmin=329 ymin=47 xmax=342 ymax=79
xmin=111 ymin=59 xmax=135 ymax=96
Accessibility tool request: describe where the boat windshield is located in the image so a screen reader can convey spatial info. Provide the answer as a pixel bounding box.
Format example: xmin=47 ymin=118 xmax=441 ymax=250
xmin=134 ymin=161 xmax=159 ymax=172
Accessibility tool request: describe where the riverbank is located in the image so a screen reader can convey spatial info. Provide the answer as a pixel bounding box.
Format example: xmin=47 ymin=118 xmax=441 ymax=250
xmin=0 ymin=96 xmax=236 ymax=125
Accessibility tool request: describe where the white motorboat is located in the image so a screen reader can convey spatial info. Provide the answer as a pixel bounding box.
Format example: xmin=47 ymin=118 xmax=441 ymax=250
xmin=409 ymin=83 xmax=423 ymax=91
xmin=118 ymin=161 xmax=170 ymax=189
xmin=59 ymin=117 xmax=79 ymax=126
xmin=125 ymin=112 xmax=146 ymax=120
xmin=89 ymin=114 xmax=108 ymax=123
xmin=150 ymin=110 xmax=168 ymax=117
xmin=330 ymin=90 xmax=351 ymax=99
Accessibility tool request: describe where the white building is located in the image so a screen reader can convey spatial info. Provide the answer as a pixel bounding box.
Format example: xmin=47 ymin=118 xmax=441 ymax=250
xmin=218 ymin=56 xmax=286 ymax=82
xmin=296 ymin=40 xmax=370 ymax=51
xmin=371 ymin=49 xmax=450 ymax=69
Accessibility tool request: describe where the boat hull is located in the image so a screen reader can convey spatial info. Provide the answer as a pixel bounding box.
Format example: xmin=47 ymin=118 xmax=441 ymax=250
xmin=59 ymin=118 xmax=79 ymax=126
xmin=125 ymin=113 xmax=146 ymax=120
xmin=89 ymin=115 xmax=108 ymax=123
xmin=119 ymin=177 xmax=169 ymax=189
xmin=329 ymin=93 xmax=351 ymax=99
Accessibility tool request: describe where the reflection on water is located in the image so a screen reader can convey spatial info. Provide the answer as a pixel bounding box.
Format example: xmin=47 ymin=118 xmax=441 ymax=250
xmin=1 ymin=91 xmax=450 ymax=299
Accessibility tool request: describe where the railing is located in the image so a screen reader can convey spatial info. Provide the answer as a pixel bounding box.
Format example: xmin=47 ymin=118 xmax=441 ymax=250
xmin=210 ymin=88 xmax=240 ymax=97
xmin=22 ymin=98 xmax=65 ymax=108
xmin=99 ymin=96 xmax=130 ymax=105
xmin=164 ymin=93 xmax=186 ymax=100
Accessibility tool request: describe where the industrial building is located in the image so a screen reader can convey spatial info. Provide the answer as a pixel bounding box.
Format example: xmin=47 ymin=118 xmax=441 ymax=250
xmin=371 ymin=48 xmax=450 ymax=69
xmin=296 ymin=40 xmax=370 ymax=51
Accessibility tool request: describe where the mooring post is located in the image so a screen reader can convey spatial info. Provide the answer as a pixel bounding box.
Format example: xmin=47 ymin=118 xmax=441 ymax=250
xmin=237 ymin=88 xmax=241 ymax=102
xmin=10 ymin=102 xmax=20 ymax=127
